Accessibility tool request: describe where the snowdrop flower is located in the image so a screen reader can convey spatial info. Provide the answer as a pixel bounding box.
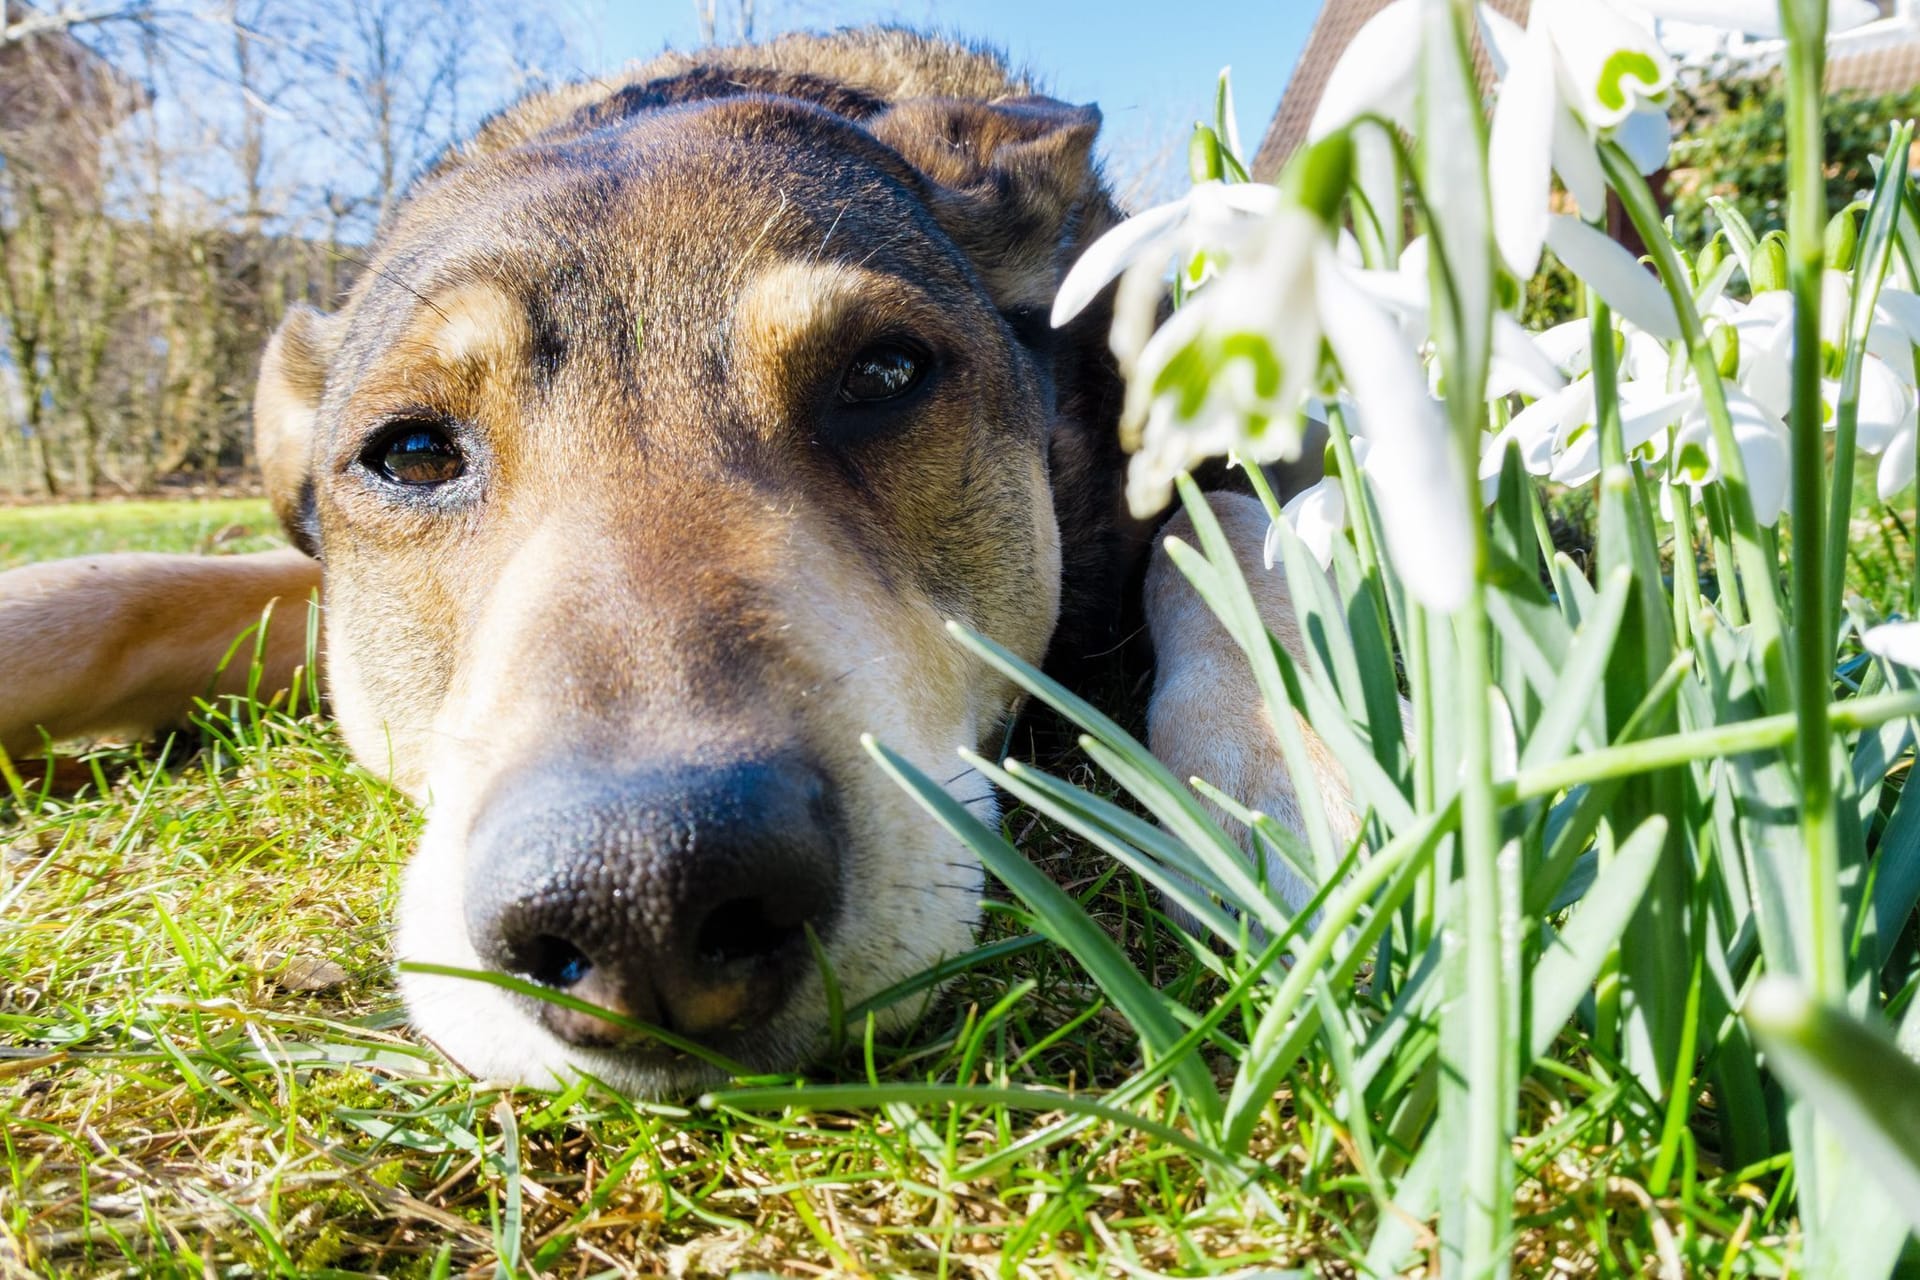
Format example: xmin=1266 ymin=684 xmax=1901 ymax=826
xmin=1355 ymin=235 xmax=1566 ymax=400
xmin=1668 ymin=386 xmax=1793 ymax=524
xmin=1308 ymin=0 xmax=1678 ymax=281
xmin=1479 ymin=297 xmax=1799 ymax=522
xmin=1863 ymin=620 xmax=1920 ymax=671
xmin=1090 ymin=206 xmax=1325 ymax=519
xmin=1481 ymin=0 xmax=1676 ymax=278
xmin=1482 ymin=0 xmax=1874 ymax=280
xmin=1268 ymin=437 xmax=1366 ymax=572
xmin=1057 ymin=184 xmax=1475 ymax=610
xmin=1878 ymin=413 xmax=1918 ymax=500
xmin=1049 ymin=180 xmax=1280 ymax=335
xmin=1722 ymin=271 xmax=1920 ymax=497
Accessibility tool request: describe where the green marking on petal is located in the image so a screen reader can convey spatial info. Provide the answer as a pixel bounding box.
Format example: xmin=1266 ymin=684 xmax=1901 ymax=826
xmin=1677 ymin=440 xmax=1711 ymax=481
xmin=1220 ymin=332 xmax=1282 ymax=400
xmin=1596 ymin=49 xmax=1661 ymax=112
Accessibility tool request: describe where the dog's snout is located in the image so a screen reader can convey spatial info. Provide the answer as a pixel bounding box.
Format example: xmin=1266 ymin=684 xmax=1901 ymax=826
xmin=465 ymin=755 xmax=843 ymax=1051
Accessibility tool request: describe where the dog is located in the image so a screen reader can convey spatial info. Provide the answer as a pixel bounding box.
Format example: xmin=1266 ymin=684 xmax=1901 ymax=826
xmin=0 ymin=29 xmax=1354 ymax=1096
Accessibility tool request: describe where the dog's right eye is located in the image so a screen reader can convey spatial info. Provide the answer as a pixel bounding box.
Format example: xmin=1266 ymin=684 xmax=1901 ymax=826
xmin=363 ymin=421 xmax=465 ymax=486
xmin=838 ymin=342 xmax=929 ymax=405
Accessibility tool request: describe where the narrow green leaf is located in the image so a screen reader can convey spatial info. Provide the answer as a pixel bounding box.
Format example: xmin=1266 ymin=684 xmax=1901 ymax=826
xmin=863 ymin=735 xmax=1224 ymax=1129
xmin=1530 ymin=816 xmax=1668 ymax=1059
xmin=1745 ymin=978 xmax=1920 ymax=1234
xmin=1519 ymin=566 xmax=1633 ymax=770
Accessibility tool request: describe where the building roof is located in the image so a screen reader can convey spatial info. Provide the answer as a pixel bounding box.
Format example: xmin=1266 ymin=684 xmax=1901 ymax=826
xmin=1825 ymin=35 xmax=1920 ymax=94
xmin=1253 ymin=1 xmax=1920 ymax=181
xmin=1252 ymin=0 xmax=1530 ymax=181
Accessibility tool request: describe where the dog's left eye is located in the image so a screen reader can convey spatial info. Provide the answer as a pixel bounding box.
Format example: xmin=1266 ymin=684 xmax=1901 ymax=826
xmin=838 ymin=342 xmax=927 ymax=405
xmin=364 ymin=421 xmax=465 ymax=486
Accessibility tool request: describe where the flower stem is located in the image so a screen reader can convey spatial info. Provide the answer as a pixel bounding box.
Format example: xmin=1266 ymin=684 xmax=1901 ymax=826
xmin=1672 ymin=482 xmax=1703 ymax=649
xmin=1780 ymin=0 xmax=1846 ymax=1003
xmin=1599 ymin=144 xmax=1786 ymax=696
xmin=1501 ymin=688 xmax=1920 ymax=803
xmin=1824 ymin=121 xmax=1915 ymax=632
xmin=1701 ymin=484 xmax=1748 ymax=627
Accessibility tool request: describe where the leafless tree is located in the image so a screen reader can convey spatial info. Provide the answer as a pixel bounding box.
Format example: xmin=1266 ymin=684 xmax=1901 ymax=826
xmin=0 ymin=0 xmax=581 ymax=496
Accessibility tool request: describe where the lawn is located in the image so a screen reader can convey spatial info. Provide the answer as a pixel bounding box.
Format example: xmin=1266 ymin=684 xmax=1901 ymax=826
xmin=0 ymin=498 xmax=1872 ymax=1277
xmin=0 ymin=498 xmax=282 ymax=570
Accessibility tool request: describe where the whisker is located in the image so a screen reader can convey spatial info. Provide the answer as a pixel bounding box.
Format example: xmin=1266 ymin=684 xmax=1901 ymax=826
xmin=327 ymin=249 xmax=450 ymax=322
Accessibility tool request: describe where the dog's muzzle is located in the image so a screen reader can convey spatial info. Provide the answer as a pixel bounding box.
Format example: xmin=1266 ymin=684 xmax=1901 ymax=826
xmin=463 ymin=753 xmax=843 ymax=1055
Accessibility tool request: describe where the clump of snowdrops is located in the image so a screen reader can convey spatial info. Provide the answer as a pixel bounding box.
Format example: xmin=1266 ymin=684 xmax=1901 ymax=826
xmin=869 ymin=0 xmax=1920 ymax=1274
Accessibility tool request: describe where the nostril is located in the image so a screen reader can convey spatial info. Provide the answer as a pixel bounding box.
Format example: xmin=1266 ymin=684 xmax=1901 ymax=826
xmin=513 ymin=934 xmax=594 ymax=990
xmin=696 ymin=896 xmax=806 ymax=966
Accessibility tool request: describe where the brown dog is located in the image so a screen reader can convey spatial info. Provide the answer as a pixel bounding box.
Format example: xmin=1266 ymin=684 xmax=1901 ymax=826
xmin=0 ymin=29 xmax=1351 ymax=1095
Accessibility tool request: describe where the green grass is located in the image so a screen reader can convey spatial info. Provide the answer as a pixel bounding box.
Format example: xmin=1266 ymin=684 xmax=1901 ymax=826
xmin=0 ymin=498 xmax=281 ymax=569
xmin=0 ymin=496 xmax=1894 ymax=1276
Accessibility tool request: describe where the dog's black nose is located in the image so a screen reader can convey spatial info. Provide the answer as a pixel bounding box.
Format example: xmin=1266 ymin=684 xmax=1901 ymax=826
xmin=464 ymin=755 xmax=843 ymax=1051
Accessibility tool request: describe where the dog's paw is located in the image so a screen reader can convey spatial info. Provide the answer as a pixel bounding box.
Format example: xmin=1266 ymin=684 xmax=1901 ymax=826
xmin=1143 ymin=494 xmax=1364 ymax=920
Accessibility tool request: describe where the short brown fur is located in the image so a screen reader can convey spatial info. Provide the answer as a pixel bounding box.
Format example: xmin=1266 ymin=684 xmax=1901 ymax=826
xmin=0 ymin=28 xmax=1342 ymax=1096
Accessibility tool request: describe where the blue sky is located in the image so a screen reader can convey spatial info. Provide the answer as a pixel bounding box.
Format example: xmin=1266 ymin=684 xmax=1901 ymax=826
xmin=586 ymin=1 xmax=1319 ymax=199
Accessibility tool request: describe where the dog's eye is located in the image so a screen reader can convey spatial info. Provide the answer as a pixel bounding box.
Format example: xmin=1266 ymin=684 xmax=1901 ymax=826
xmin=364 ymin=421 xmax=464 ymax=486
xmin=838 ymin=342 xmax=927 ymax=405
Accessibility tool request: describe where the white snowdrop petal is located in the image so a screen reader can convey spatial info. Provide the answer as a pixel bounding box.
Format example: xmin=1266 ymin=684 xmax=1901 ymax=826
xmin=1310 ymin=0 xmax=1423 ymax=138
xmin=1476 ymin=3 xmax=1527 ymax=76
xmin=1052 ymin=196 xmax=1191 ymax=327
xmin=1615 ymin=104 xmax=1672 ymax=175
xmin=1488 ymin=19 xmax=1559 ymax=279
xmin=1854 ymin=357 xmax=1914 ymax=454
xmin=1879 ymin=421 xmax=1917 ymax=500
xmin=1864 ymin=621 xmax=1920 ymax=671
xmin=1541 ymin=0 xmax=1674 ymax=130
xmin=1509 ymin=378 xmax=1593 ymax=473
xmin=1490 ymin=315 xmax=1568 ymax=400
xmin=1278 ymin=478 xmax=1347 ymax=570
xmin=1316 ymin=249 xmax=1472 ymax=611
xmin=1546 ymin=215 xmax=1682 ymax=340
xmin=1619 ymin=383 xmax=1699 ymax=452
xmin=1875 ymin=287 xmax=1920 ymax=346
xmin=1550 ymin=106 xmax=1610 ymax=217
xmin=1722 ymin=389 xmax=1793 ymax=525
xmin=1533 ymin=319 xmax=1594 ymax=373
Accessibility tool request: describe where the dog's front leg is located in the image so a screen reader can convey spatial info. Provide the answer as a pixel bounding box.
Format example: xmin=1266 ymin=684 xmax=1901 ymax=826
xmin=0 ymin=549 xmax=323 ymax=758
xmin=1143 ymin=492 xmax=1364 ymax=912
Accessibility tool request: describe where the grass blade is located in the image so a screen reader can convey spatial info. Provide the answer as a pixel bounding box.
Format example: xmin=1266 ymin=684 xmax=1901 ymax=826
xmin=863 ymin=735 xmax=1224 ymax=1131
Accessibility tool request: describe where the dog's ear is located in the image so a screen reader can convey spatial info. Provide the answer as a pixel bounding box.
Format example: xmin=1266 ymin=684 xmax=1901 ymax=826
xmin=254 ymin=303 xmax=336 ymax=558
xmin=869 ymin=95 xmax=1109 ymax=315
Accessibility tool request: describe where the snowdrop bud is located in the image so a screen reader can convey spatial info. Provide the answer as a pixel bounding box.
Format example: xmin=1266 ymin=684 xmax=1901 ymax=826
xmin=1281 ymin=132 xmax=1354 ymax=228
xmin=1752 ymin=232 xmax=1789 ymax=293
xmin=1709 ymin=320 xmax=1740 ymax=378
xmin=1697 ymin=233 xmax=1726 ymax=287
xmin=1189 ymin=124 xmax=1225 ymax=184
xmin=1825 ymin=209 xmax=1859 ymax=273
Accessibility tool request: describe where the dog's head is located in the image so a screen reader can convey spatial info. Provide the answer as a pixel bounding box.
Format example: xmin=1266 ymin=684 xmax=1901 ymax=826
xmin=252 ymin=32 xmax=1131 ymax=1093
